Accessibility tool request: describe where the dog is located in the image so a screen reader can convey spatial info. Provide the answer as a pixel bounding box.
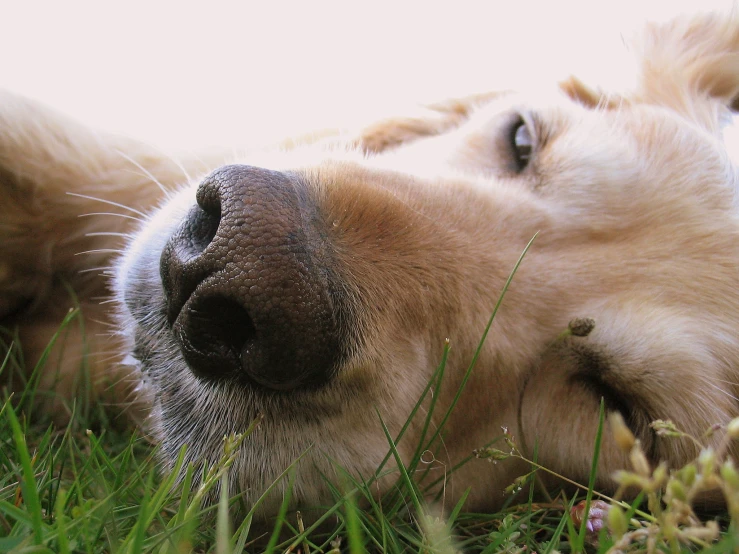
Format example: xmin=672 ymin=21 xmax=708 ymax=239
xmin=2 ymin=12 xmax=739 ymax=519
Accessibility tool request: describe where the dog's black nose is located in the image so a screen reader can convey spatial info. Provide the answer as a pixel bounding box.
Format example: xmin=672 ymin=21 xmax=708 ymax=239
xmin=160 ymin=165 xmax=344 ymax=391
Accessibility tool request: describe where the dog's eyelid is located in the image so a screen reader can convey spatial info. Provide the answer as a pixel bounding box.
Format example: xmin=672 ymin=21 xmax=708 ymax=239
xmin=508 ymin=109 xmax=540 ymax=172
xmin=521 ymin=110 xmax=542 ymax=145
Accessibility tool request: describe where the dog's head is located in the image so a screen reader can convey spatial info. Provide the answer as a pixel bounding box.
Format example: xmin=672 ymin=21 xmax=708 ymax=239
xmin=113 ymin=13 xmax=739 ymax=515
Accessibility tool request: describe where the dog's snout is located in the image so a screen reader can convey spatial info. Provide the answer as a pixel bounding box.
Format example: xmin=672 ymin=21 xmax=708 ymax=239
xmin=160 ymin=164 xmax=345 ymax=391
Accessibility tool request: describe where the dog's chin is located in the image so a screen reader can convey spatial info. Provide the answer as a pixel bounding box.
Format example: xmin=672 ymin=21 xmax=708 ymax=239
xmin=120 ymin=339 xmax=410 ymax=519
xmin=118 ymin=316 xmax=314 ymax=516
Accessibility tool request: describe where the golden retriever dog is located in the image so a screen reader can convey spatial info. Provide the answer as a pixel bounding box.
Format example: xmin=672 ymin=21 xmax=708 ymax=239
xmin=2 ymin=12 xmax=739 ymax=518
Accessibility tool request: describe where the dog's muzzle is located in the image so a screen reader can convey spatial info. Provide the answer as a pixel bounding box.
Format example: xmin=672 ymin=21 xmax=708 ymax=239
xmin=159 ymin=165 xmax=345 ymax=391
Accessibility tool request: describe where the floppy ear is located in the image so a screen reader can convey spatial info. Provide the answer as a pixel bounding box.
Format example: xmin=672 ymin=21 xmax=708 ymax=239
xmin=561 ymin=12 xmax=739 ymax=133
xmin=353 ymin=91 xmax=505 ymax=154
xmin=633 ymin=11 xmax=739 ymax=131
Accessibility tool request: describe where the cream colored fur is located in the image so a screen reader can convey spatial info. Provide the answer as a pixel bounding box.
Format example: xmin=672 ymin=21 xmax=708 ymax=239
xmin=2 ymin=12 xmax=739 ymax=516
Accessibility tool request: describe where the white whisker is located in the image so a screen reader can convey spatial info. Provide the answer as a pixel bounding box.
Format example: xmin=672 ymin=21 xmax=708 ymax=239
xmin=111 ymin=132 xmax=196 ymax=184
xmin=84 ymin=346 xmax=122 ymax=356
xmin=79 ymin=212 xmax=142 ymax=221
xmin=115 ymin=149 xmax=168 ymax=195
xmin=77 ymin=266 xmax=114 ymax=274
xmin=705 ymin=380 xmax=739 ymax=403
xmin=145 ymin=141 xmax=193 ymax=183
xmin=707 ymin=376 xmax=739 ymax=388
xmin=66 ymin=192 xmax=147 ymax=217
xmin=91 ymin=353 xmax=128 ymax=364
xmin=85 ymin=232 xmax=132 ymax=238
xmin=181 ymin=148 xmax=216 ymax=173
xmin=74 ymin=249 xmax=123 ymax=256
xmin=87 ymin=318 xmax=119 ymax=329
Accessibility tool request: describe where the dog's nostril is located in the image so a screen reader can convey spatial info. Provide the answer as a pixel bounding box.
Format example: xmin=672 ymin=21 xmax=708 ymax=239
xmin=175 ymin=205 xmax=221 ymax=266
xmin=188 ymin=205 xmax=221 ymax=257
xmin=160 ymin=203 xmax=222 ymax=325
xmin=174 ymin=295 xmax=257 ymax=381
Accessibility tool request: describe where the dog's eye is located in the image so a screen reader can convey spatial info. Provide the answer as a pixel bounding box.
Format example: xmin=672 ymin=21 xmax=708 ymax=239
xmin=510 ymin=117 xmax=534 ymax=172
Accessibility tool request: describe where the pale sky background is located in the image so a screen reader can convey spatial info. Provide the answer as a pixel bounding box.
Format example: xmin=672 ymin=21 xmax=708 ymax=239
xmin=2 ymin=1 xmax=733 ymax=151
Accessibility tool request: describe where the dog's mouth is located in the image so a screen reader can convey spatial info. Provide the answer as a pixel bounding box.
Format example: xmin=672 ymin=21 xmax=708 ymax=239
xmin=570 ymin=371 xmax=658 ymax=461
xmin=533 ymin=335 xmax=661 ymax=464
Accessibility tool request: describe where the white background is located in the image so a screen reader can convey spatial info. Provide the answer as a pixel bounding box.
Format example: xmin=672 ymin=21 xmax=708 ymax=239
xmin=1 ymin=1 xmax=731 ymax=150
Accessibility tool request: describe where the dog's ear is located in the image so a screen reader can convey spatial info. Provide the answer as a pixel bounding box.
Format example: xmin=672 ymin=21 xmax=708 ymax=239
xmin=353 ymin=91 xmax=505 ymax=154
xmin=561 ymin=13 xmax=739 ymax=133
xmin=633 ymin=12 xmax=739 ymax=132
xmin=559 ymin=76 xmax=622 ymax=110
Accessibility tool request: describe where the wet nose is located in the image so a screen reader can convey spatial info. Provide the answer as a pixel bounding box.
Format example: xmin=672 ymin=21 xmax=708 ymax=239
xmin=159 ymin=164 xmax=343 ymax=391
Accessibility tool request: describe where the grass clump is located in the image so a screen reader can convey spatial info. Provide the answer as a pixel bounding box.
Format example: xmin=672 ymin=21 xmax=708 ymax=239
xmin=3 ymin=341 xmax=739 ymax=552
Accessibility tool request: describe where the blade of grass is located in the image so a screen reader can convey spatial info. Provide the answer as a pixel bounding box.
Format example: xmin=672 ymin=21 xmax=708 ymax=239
xmin=0 ymin=498 xmax=35 ymax=526
xmin=6 ymin=401 xmax=45 ymax=544
xmin=315 ymin=463 xmax=402 ymax=553
xmin=376 ymin=409 xmax=423 ymax=516
xmin=215 ymin=472 xmax=232 ymax=554
xmin=344 ymin=491 xmax=366 ymax=554
xmin=0 ymin=340 xmax=15 ymax=377
xmin=562 ymin=490 xmax=583 ymax=552
xmin=410 ymin=340 xmax=450 ymax=467
xmin=233 ymin=445 xmax=312 ymax=548
xmin=126 ymin=466 xmax=154 ymax=554
xmin=18 ymin=307 xmax=80 ymax=412
xmin=119 ymin=446 xmax=186 ymax=552
xmin=365 ymin=340 xmax=452 ymax=496
xmin=264 ymin=469 xmax=296 ymax=554
xmin=544 ymin=493 xmax=580 ymax=554
xmin=445 ymin=487 xmax=471 ymax=530
xmin=575 ymin=398 xmax=605 ymax=550
xmin=422 ymin=233 xmax=538 ymax=454
xmin=54 ymin=489 xmax=71 ymax=554
xmin=524 ymin=440 xmax=540 ymax=549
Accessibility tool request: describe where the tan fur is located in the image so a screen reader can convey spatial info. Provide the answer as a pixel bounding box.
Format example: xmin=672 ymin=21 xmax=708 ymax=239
xmin=0 ymin=94 xmax=226 ymax=415
xmin=2 ymin=12 xmax=739 ymax=514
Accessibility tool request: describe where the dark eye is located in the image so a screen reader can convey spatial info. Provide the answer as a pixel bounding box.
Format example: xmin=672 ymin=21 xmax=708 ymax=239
xmin=509 ymin=117 xmax=534 ymax=172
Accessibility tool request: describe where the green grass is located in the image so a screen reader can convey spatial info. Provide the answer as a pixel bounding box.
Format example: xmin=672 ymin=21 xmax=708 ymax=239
xmin=2 ymin=332 xmax=739 ymax=553
xmin=2 ymin=238 xmax=739 ymax=552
